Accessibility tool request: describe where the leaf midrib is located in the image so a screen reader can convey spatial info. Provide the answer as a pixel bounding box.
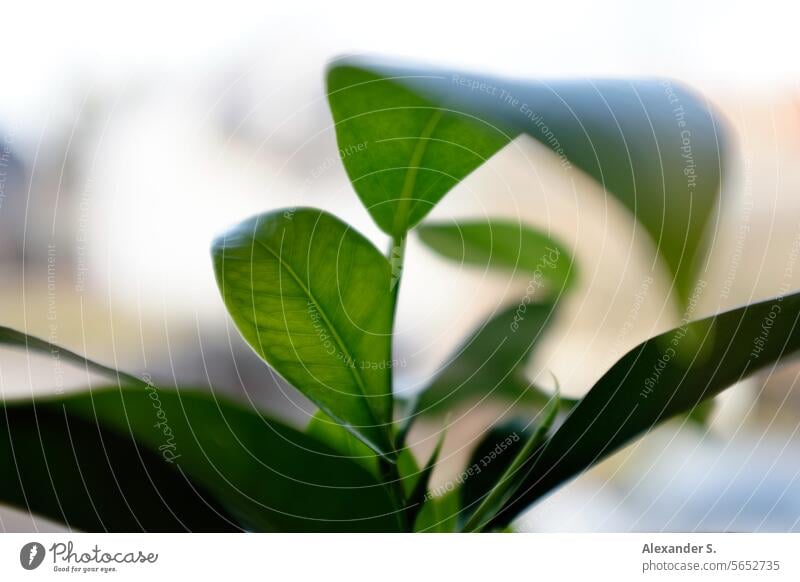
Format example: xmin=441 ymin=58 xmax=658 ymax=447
xmin=253 ymin=237 xmax=383 ymax=431
xmin=391 ymin=108 xmax=445 ymax=236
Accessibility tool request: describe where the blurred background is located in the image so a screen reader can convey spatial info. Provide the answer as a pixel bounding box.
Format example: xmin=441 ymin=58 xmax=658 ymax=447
xmin=2 ymin=0 xmax=800 ymax=532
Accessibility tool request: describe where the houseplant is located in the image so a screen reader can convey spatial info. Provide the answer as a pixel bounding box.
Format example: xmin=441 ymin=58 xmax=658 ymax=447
xmin=2 ymin=57 xmax=798 ymax=532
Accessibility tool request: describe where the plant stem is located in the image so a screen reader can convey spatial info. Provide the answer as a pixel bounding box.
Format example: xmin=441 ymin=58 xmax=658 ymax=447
xmin=384 ymin=233 xmax=410 ymax=528
xmin=389 ymin=234 xmax=406 ymax=319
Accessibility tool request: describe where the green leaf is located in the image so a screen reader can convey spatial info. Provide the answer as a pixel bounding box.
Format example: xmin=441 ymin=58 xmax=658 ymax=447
xmin=1 ymin=387 xmax=402 ymax=532
xmin=417 ymin=220 xmax=575 ymax=291
xmin=326 ymin=64 xmax=512 ymax=238
xmin=212 ymin=208 xmax=395 ymax=457
xmin=0 ymin=325 xmax=142 ymax=386
xmin=458 ymin=420 xmax=529 ymax=529
xmin=463 ymin=393 xmax=559 ymax=532
xmin=328 ymin=57 xmax=727 ymax=305
xmin=406 ymin=428 xmax=446 ymax=529
xmin=414 ymin=488 xmax=460 ymax=532
xmin=307 ymin=410 xmax=423 ymax=497
xmin=0 ymin=398 xmax=238 ymax=532
xmin=307 ymin=410 xmax=379 ymax=476
xmin=414 ymin=300 xmax=558 ymax=416
xmin=492 ymin=292 xmax=800 ymax=527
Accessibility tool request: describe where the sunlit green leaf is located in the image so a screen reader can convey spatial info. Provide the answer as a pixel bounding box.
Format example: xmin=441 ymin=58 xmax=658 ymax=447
xmin=328 ymin=57 xmax=726 ymax=305
xmin=326 ymin=64 xmax=511 ymax=238
xmin=212 ymin=208 xmax=395 ymax=457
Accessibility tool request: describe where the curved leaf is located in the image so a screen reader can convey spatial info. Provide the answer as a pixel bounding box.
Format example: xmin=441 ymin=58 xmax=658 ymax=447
xmin=492 ymin=291 xmax=800 ymax=527
xmin=2 ymin=387 xmax=402 ymax=532
xmin=212 ymin=208 xmax=395 ymax=457
xmin=417 ymin=220 xmax=576 ymax=290
xmin=0 ymin=325 xmax=142 ymax=386
xmin=414 ymin=301 xmax=558 ymax=416
xmin=458 ymin=420 xmax=527 ymax=529
xmin=328 ymin=56 xmax=727 ymax=305
xmin=0 ymin=399 xmax=237 ymax=532
xmin=463 ymin=394 xmax=558 ymax=532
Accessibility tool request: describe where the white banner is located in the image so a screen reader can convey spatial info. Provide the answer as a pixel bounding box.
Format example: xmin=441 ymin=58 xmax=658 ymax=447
xmin=0 ymin=533 xmax=797 ymax=581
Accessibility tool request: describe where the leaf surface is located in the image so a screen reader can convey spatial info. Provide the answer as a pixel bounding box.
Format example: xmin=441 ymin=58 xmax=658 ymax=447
xmin=212 ymin=208 xmax=395 ymax=456
xmin=328 ymin=57 xmax=727 ymax=304
xmin=492 ymin=292 xmax=800 ymax=527
xmin=417 ymin=220 xmax=575 ymax=290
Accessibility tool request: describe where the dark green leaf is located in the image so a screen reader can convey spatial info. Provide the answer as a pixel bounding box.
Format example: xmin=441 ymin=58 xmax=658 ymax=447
xmin=328 ymin=57 xmax=727 ymax=305
xmin=212 ymin=208 xmax=395 ymax=457
xmin=463 ymin=394 xmax=558 ymax=532
xmin=0 ymin=399 xmax=238 ymax=532
xmin=492 ymin=292 xmax=800 ymax=527
xmin=2 ymin=387 xmax=402 ymax=532
xmin=417 ymin=220 xmax=575 ymax=291
xmin=458 ymin=420 xmax=529 ymax=529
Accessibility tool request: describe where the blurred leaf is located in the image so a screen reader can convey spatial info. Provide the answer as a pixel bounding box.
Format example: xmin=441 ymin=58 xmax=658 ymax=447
xmin=463 ymin=394 xmax=558 ymax=532
xmin=414 ymin=488 xmax=460 ymax=532
xmin=212 ymin=208 xmax=395 ymax=457
xmin=326 ymin=64 xmax=511 ymax=238
xmin=417 ymin=220 xmax=575 ymax=291
xmin=0 ymin=326 xmax=141 ymax=386
xmin=328 ymin=56 xmax=726 ymax=305
xmin=0 ymin=398 xmax=238 ymax=532
xmin=1 ymin=387 xmax=402 ymax=532
xmin=492 ymin=292 xmax=800 ymax=527
xmin=414 ymin=301 xmax=558 ymax=416
xmin=458 ymin=420 xmax=529 ymax=529
xmin=687 ymin=398 xmax=715 ymax=425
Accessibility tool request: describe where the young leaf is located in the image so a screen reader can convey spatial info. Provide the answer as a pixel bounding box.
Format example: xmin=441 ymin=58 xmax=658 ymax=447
xmin=414 ymin=300 xmax=559 ymax=416
xmin=405 ymin=428 xmax=446 ymax=529
xmin=212 ymin=208 xmax=395 ymax=457
xmin=328 ymin=57 xmax=726 ymax=306
xmin=1 ymin=387 xmax=402 ymax=532
xmin=417 ymin=220 xmax=575 ymax=290
xmin=414 ymin=488 xmax=461 ymax=532
xmin=491 ymin=292 xmax=800 ymax=527
xmin=326 ymin=64 xmax=511 ymax=238
xmin=458 ymin=420 xmax=530 ymax=528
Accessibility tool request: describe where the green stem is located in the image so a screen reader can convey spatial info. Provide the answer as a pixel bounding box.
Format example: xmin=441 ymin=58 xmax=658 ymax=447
xmin=389 ymin=235 xmax=406 ymax=319
xmin=384 ymin=234 xmax=410 ymax=529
